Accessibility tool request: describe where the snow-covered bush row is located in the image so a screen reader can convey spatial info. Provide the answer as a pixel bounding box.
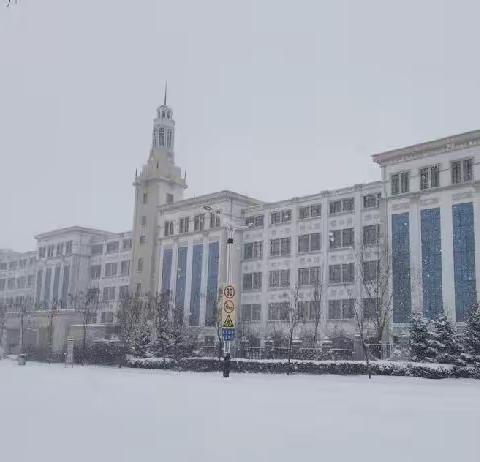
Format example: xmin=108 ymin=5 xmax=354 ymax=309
xmin=126 ymin=356 xmax=480 ymax=379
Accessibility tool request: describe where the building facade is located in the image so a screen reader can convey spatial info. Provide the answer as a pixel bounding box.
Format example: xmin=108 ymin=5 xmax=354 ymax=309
xmin=1 ymin=100 xmax=479 ymax=355
xmin=373 ymin=130 xmax=480 ymax=335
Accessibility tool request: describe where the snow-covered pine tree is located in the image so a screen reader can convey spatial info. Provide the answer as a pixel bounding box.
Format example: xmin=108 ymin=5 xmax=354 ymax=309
xmin=464 ymin=303 xmax=480 ymax=365
xmin=133 ymin=323 xmax=152 ymax=358
xmin=431 ymin=315 xmax=461 ymax=364
xmin=409 ymin=312 xmax=431 ymax=362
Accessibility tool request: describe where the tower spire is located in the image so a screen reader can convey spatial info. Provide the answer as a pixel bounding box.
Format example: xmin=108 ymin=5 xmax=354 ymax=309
xmin=164 ymin=81 xmax=167 ymax=106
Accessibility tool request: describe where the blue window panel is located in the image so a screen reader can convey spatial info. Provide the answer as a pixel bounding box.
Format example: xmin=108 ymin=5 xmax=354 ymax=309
xmin=189 ymin=244 xmax=203 ymax=326
xmin=61 ymin=265 xmax=70 ymax=307
xmin=53 ymin=266 xmax=61 ymax=303
xmin=44 ymin=268 xmax=52 ymax=304
xmin=36 ymin=270 xmax=43 ymax=304
xmin=421 ymin=208 xmax=443 ymax=319
xmin=392 ymin=213 xmax=411 ymax=323
xmin=161 ymin=248 xmax=173 ymax=295
xmin=174 ymin=247 xmax=188 ymax=324
xmin=453 ymin=203 xmax=477 ymax=321
xmin=205 ymin=241 xmax=220 ymax=327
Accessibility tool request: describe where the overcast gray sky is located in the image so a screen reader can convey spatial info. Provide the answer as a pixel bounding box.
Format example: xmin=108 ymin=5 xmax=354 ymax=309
xmin=1 ymin=0 xmax=480 ymax=251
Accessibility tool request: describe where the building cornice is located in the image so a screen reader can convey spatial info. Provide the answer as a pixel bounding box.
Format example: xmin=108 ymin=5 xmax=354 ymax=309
xmin=372 ymin=129 xmax=480 ymax=166
xmin=158 ymin=190 xmax=263 ymax=213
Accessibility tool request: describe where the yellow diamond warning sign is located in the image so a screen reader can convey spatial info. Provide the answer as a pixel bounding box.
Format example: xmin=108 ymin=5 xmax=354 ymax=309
xmin=222 ymin=314 xmax=234 ymax=328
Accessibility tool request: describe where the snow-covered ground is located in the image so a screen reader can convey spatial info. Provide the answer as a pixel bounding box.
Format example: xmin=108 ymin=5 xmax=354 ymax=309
xmin=0 ymin=360 xmax=479 ymax=462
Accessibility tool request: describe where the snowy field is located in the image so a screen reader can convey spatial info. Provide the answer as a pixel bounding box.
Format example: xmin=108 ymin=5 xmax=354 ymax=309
xmin=0 ymin=360 xmax=479 ymax=462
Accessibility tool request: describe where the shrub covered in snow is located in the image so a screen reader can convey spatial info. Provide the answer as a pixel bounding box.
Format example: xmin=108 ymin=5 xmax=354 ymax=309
xmin=126 ymin=356 xmax=479 ymax=379
xmin=463 ymin=304 xmax=480 ymax=366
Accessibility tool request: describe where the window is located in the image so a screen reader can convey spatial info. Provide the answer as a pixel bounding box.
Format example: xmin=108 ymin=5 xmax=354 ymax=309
xmin=329 ymin=228 xmax=354 ymax=249
xmin=268 ymin=302 xmax=289 ymax=321
xmin=242 ymin=272 xmax=262 ymax=291
xmin=270 ymin=238 xmax=291 ymax=257
xmin=142 ymin=192 xmax=148 ymax=204
xmin=91 ymin=244 xmax=103 ymax=255
xmin=101 ymin=312 xmax=114 ymax=324
xmin=270 ymin=209 xmax=292 ymax=225
xmin=119 ymin=285 xmax=130 ymax=299
xmin=179 ymin=217 xmax=190 ymax=234
xmin=391 ymin=171 xmax=409 ymax=195
xmin=90 ymin=265 xmax=101 ymax=279
xmin=0 ymin=262 xmax=7 ymax=270
xmin=298 ymin=233 xmax=321 ymax=253
xmin=451 ymin=158 xmax=473 ymax=184
xmin=19 ymin=259 xmax=27 ymax=269
xmin=243 ymin=241 xmax=263 ymax=260
xmin=329 ymin=263 xmax=354 ymax=284
xmin=363 ymin=193 xmax=380 ymax=209
xmin=0 ymin=279 xmax=5 ymax=291
xmin=120 ymin=260 xmax=130 ymax=276
xmin=66 ymin=240 xmax=73 ymax=255
xmin=137 ymin=258 xmax=144 ymax=273
xmin=210 ymin=212 xmax=220 ymax=228
xmin=8 ymin=278 xmax=15 ymax=289
xmin=27 ymin=275 xmax=34 ymax=288
xmin=363 ymin=297 xmax=380 ymax=319
xmin=105 ymin=262 xmax=118 ymax=277
xmin=299 ymin=204 xmax=321 ymax=219
xmin=56 ymin=243 xmax=64 ymax=256
xmin=159 ymin=127 xmax=165 ymax=146
xmin=9 ymin=261 xmax=17 ymax=270
xmin=29 ymin=257 xmax=36 ymax=265
xmin=166 ymin=130 xmax=172 ymax=148
xmin=164 ymin=221 xmax=174 ymax=236
xmin=245 ymin=215 xmax=264 ymax=228
xmin=123 ymin=239 xmax=132 ymax=250
xmin=38 ymin=247 xmax=45 ymax=258
xmin=16 ymin=277 xmax=26 ymax=289
xmin=269 ymin=269 xmax=290 ymax=288
xmin=241 ymin=304 xmax=261 ymax=322
xmin=329 ymin=198 xmax=354 ymax=215
xmin=47 ymin=245 xmax=54 ymax=258
xmin=194 ymin=214 xmax=205 ymax=231
xmin=363 ymin=224 xmax=380 ymax=246
xmin=103 ymin=286 xmax=116 ymax=301
xmin=136 ymin=283 xmax=142 ymax=295
xmin=106 ymin=241 xmax=119 ymax=254
xmin=328 ymin=299 xmax=355 ymax=320
xmin=363 ymin=260 xmax=379 ymax=282
xmin=420 ymin=165 xmax=440 ymax=190
xmin=139 ymin=235 xmax=146 ymax=245
xmin=298 ymin=300 xmax=321 ymax=321
xmin=166 ymin=193 xmax=174 ymax=204
xmin=141 ymin=216 xmax=147 ymax=227
xmin=298 ymin=266 xmax=321 ymax=286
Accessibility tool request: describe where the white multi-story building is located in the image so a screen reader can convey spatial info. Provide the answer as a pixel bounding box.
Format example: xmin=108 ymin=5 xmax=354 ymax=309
xmin=373 ymin=130 xmax=480 ymax=335
xmin=238 ymin=182 xmax=383 ymax=346
xmin=2 ymin=98 xmax=480 ymax=356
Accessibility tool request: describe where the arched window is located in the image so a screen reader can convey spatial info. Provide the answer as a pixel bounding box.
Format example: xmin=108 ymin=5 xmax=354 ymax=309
xmin=161 ymin=111 xmax=166 ymax=119
xmin=166 ymin=130 xmax=172 ymax=148
xmin=159 ymin=128 xmax=165 ymax=146
xmin=137 ymin=258 xmax=144 ymax=273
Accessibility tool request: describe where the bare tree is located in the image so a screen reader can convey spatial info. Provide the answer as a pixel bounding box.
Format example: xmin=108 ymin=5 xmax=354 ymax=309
xmin=72 ymin=290 xmax=101 ymax=364
xmin=0 ymin=303 xmax=7 ymax=356
xmin=286 ymin=285 xmax=302 ymax=375
xmin=311 ymin=267 xmax=325 ymax=347
xmin=116 ymin=292 xmax=144 ymax=364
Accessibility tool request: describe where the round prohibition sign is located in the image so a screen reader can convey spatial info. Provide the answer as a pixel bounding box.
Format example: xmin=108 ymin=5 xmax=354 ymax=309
xmin=224 ymin=285 xmax=235 ymax=299
xmin=223 ymin=299 xmax=235 ymax=314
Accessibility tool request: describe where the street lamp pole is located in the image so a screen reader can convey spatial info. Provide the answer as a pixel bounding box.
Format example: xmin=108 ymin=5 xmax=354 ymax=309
xmin=203 ymin=205 xmax=249 ymax=378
